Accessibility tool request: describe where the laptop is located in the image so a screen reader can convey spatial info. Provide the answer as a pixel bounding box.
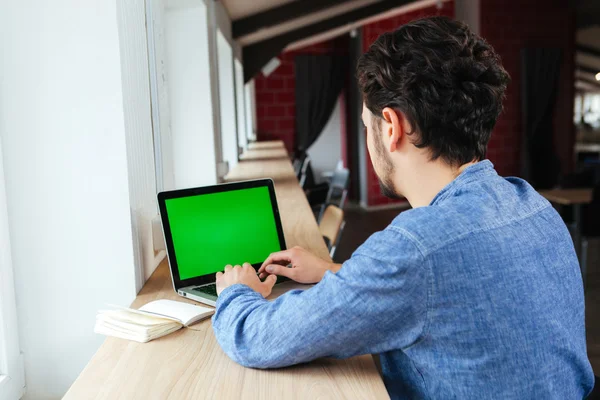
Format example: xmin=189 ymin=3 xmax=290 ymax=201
xmin=157 ymin=179 xmax=287 ymax=307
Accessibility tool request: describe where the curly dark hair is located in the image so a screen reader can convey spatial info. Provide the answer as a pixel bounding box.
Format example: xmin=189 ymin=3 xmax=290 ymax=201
xmin=357 ymin=16 xmax=510 ymax=166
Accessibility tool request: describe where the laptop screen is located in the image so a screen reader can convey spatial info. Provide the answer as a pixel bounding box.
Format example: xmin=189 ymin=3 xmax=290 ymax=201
xmin=164 ymin=185 xmax=282 ymax=280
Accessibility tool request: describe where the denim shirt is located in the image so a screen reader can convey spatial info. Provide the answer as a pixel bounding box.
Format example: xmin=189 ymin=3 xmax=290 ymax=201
xmin=212 ymin=160 xmax=594 ymax=399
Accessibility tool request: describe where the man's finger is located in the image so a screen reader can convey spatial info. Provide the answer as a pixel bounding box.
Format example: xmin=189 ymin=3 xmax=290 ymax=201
xmin=259 ymin=250 xmax=293 ymax=273
xmin=224 ymin=265 xmax=232 ymax=272
xmin=216 ymin=271 xmax=223 ymax=280
xmin=260 ymin=274 xmax=277 ymax=297
xmin=263 ymin=264 xmax=295 ymax=279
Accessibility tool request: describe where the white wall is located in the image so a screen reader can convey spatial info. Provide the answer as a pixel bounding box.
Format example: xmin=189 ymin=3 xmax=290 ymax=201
xmin=217 ymin=30 xmax=239 ymax=170
xmin=0 ymin=1 xmax=137 ymax=398
xmin=164 ymin=2 xmax=218 ymax=188
xmin=307 ymin=98 xmax=343 ymax=181
xmin=0 ymin=137 xmax=24 ymax=400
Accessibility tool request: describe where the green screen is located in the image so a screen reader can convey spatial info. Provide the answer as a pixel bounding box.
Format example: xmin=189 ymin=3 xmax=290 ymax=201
xmin=165 ymin=186 xmax=282 ymax=280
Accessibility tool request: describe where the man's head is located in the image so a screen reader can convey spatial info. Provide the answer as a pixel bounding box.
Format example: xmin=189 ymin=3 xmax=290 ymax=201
xmin=357 ymin=16 xmax=510 ymax=199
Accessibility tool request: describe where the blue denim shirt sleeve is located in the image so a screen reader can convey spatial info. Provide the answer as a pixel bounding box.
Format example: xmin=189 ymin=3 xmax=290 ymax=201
xmin=212 ymin=228 xmax=428 ymax=368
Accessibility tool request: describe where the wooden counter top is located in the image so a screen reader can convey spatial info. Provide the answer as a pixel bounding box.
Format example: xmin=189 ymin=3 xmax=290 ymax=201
xmin=539 ymin=188 xmax=593 ymax=205
xmin=64 ymin=153 xmax=389 ymax=399
xmin=247 ymin=140 xmax=285 ymax=150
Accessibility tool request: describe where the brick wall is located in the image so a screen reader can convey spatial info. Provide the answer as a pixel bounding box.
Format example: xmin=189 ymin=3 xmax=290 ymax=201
xmin=255 ymin=0 xmax=572 ymax=207
xmin=481 ymin=0 xmax=575 ymax=178
xmin=254 ymin=36 xmax=349 ymax=154
xmin=362 ymin=1 xmax=455 ymax=206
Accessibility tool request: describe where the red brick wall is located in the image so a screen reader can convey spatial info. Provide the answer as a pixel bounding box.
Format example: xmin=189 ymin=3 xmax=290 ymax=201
xmin=255 ymin=0 xmax=573 ymax=207
xmin=254 ymin=36 xmax=349 ymax=154
xmin=362 ymin=1 xmax=455 ymax=206
xmin=481 ymin=0 xmax=575 ymax=178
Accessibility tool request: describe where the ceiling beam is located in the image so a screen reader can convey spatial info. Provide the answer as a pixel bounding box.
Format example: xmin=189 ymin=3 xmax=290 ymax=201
xmin=232 ymin=0 xmax=354 ymax=39
xmin=577 ymin=75 xmax=600 ymax=87
xmin=577 ymin=44 xmax=600 ymax=59
xmin=243 ymin=0 xmax=415 ymax=82
xmin=575 ymin=81 xmax=600 ymax=94
xmin=576 ymin=64 xmax=600 ymax=75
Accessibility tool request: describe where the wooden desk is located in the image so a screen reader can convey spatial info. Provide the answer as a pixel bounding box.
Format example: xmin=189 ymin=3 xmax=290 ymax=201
xmin=64 ymin=155 xmax=389 ymax=399
xmin=539 ymin=188 xmax=593 ymax=281
xmin=239 ymin=147 xmax=289 ymax=161
xmin=538 ymin=188 xmax=592 ymax=205
xmin=248 ymin=140 xmax=284 ymax=150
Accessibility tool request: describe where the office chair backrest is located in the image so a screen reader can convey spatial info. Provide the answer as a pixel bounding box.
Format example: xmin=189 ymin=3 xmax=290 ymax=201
xmin=319 ymin=205 xmax=345 ymax=251
xmin=293 ymin=158 xmax=303 ymax=177
xmin=330 ymin=168 xmax=349 ymax=189
xmin=298 ymin=157 xmax=312 ymax=188
xmin=324 ymin=168 xmax=349 ymax=208
xmin=293 ymin=153 xmax=308 ymax=178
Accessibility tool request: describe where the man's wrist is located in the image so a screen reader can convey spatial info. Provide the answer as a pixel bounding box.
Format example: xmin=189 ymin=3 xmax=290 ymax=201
xmin=329 ymin=263 xmax=342 ymax=274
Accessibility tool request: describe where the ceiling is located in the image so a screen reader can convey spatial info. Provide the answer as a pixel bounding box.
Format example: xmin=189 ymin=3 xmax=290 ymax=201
xmin=576 ymin=26 xmax=600 ymax=93
xmin=222 ymin=0 xmax=299 ymax=21
xmin=575 ymin=0 xmax=600 ymax=92
xmin=575 ymin=0 xmax=600 ymax=29
xmin=221 ymin=0 xmax=382 ymax=46
xmin=237 ymin=0 xmax=379 ymax=46
xmin=224 ymin=0 xmax=600 ymax=88
xmin=222 ymin=0 xmax=448 ymax=81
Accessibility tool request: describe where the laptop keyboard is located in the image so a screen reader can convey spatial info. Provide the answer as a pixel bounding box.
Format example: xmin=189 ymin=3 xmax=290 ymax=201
xmin=193 ymin=284 xmax=217 ymax=297
xmin=193 ymin=275 xmax=289 ymax=297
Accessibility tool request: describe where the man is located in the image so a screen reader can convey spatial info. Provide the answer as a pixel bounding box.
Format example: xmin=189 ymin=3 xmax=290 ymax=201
xmin=212 ymin=16 xmax=594 ymax=399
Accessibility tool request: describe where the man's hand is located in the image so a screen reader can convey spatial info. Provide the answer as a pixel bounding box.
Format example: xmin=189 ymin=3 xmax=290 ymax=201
xmin=258 ymin=246 xmax=341 ymax=284
xmin=216 ymin=263 xmax=277 ymax=297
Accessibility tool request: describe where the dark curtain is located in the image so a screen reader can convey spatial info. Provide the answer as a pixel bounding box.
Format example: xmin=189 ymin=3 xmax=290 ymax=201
xmin=520 ymin=48 xmax=562 ymax=189
xmin=294 ymin=54 xmax=346 ymax=156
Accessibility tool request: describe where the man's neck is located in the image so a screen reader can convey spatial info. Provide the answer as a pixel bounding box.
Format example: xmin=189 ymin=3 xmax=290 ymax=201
xmin=400 ymin=160 xmax=477 ymax=208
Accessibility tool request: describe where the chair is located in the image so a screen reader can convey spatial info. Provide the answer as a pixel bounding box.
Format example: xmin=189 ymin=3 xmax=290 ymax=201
xmin=298 ymin=157 xmax=312 ymax=189
xmin=323 ymin=168 xmax=349 ymax=208
xmin=318 ymin=205 xmax=346 ymax=259
xmin=580 ymin=184 xmax=600 ymax=279
xmin=558 ymin=168 xmax=600 ymax=284
xmin=320 ymin=160 xmax=344 ymax=183
xmin=293 ymin=155 xmax=305 ymax=178
xmin=309 ymin=167 xmax=349 ymax=221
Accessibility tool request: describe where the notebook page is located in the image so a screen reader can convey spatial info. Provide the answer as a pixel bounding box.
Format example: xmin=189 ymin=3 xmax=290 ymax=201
xmin=138 ymin=299 xmax=214 ymax=326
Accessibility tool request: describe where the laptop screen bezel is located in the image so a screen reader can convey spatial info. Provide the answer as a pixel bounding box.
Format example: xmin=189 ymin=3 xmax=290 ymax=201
xmin=157 ymin=178 xmax=287 ymax=290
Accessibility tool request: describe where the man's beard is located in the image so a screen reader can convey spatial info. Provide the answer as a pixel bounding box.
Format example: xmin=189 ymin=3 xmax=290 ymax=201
xmin=372 ymin=122 xmax=402 ymax=200
xmin=379 ymin=176 xmax=400 ymax=199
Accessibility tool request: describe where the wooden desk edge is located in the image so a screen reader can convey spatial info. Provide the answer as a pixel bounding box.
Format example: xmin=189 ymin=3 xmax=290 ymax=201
xmin=64 ymin=154 xmax=389 ymax=399
xmin=538 ymin=189 xmax=593 ymax=205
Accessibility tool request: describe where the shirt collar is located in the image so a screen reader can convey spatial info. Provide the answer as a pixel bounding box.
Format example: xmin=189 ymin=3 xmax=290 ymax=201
xmin=429 ymin=160 xmax=497 ymax=206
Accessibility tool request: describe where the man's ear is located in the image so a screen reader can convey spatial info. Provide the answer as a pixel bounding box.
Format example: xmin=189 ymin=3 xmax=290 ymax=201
xmin=381 ymin=107 xmax=403 ymax=153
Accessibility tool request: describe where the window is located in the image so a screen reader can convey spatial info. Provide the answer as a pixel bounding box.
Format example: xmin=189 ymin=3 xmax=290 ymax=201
xmin=147 ymin=0 xmax=219 ymax=189
xmin=575 ymin=92 xmax=600 ymax=129
xmin=234 ymin=59 xmax=248 ymax=149
xmin=245 ymin=80 xmax=257 ymax=142
xmin=217 ymin=30 xmax=238 ymax=170
xmin=0 ymin=142 xmax=25 ymax=400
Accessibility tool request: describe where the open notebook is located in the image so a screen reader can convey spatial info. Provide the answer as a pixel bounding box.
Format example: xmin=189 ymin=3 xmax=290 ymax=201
xmin=95 ymin=299 xmax=214 ymax=343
